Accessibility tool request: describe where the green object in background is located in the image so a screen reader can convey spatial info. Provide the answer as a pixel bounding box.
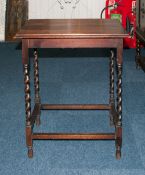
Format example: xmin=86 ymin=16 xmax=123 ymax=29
xmin=111 ymin=14 xmax=122 ymax=23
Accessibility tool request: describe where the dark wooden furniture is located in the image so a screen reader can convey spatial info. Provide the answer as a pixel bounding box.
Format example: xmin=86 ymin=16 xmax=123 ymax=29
xmin=15 ymin=19 xmax=127 ymax=159
xmin=135 ymin=0 xmax=145 ymax=70
xmin=5 ymin=0 xmax=28 ymax=41
xmin=136 ymin=28 xmax=145 ymax=70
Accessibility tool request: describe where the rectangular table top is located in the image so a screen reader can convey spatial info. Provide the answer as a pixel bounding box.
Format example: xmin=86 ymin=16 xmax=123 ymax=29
xmin=15 ymin=19 xmax=128 ymax=39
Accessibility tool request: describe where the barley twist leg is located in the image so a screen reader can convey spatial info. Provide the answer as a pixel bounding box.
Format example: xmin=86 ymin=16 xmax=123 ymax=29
xmin=116 ymin=64 xmax=122 ymax=159
xmin=33 ymin=49 xmax=41 ymax=126
xmin=109 ymin=50 xmax=115 ymax=126
xmin=24 ymin=64 xmax=33 ymax=158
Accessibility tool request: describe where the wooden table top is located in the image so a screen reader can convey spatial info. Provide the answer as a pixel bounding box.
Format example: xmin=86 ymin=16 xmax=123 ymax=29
xmin=15 ymin=19 xmax=128 ymax=39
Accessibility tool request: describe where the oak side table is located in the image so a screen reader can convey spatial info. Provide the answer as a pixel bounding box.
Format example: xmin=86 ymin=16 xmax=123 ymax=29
xmin=15 ymin=19 xmax=127 ymax=159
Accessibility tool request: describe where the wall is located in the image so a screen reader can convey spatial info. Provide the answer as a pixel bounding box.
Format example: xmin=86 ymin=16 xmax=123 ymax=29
xmin=29 ymin=0 xmax=106 ymax=19
xmin=0 ymin=0 xmax=6 ymax=41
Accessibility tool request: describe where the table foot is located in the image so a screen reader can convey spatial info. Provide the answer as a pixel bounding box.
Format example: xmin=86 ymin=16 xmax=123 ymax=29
xmin=116 ymin=149 xmax=121 ymax=160
xmin=28 ymin=147 xmax=33 ymax=158
xmin=115 ymin=126 xmax=122 ymax=160
xmin=115 ymin=139 xmax=122 ymax=160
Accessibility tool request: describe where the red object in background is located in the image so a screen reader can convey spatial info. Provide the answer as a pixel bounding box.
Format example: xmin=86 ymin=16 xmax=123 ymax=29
xmin=105 ymin=0 xmax=136 ymax=48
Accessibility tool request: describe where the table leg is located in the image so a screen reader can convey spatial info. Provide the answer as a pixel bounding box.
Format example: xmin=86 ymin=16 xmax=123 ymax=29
xmin=24 ymin=64 xmax=33 ymax=158
xmin=33 ymin=49 xmax=41 ymax=126
xmin=115 ymin=63 xmax=122 ymax=159
xmin=135 ymin=38 xmax=141 ymax=69
xmin=115 ymin=43 xmax=123 ymax=159
xmin=109 ymin=50 xmax=115 ymax=126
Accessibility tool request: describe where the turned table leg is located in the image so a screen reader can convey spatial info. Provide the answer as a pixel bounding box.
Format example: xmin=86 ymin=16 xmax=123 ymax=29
xmin=109 ymin=50 xmax=115 ymax=126
xmin=116 ymin=63 xmax=122 ymax=159
xmin=115 ymin=42 xmax=123 ymax=160
xmin=24 ymin=64 xmax=33 ymax=158
xmin=33 ymin=49 xmax=41 ymax=126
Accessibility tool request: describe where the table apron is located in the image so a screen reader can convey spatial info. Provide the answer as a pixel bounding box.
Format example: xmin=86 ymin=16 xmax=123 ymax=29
xmin=27 ymin=38 xmax=123 ymax=48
